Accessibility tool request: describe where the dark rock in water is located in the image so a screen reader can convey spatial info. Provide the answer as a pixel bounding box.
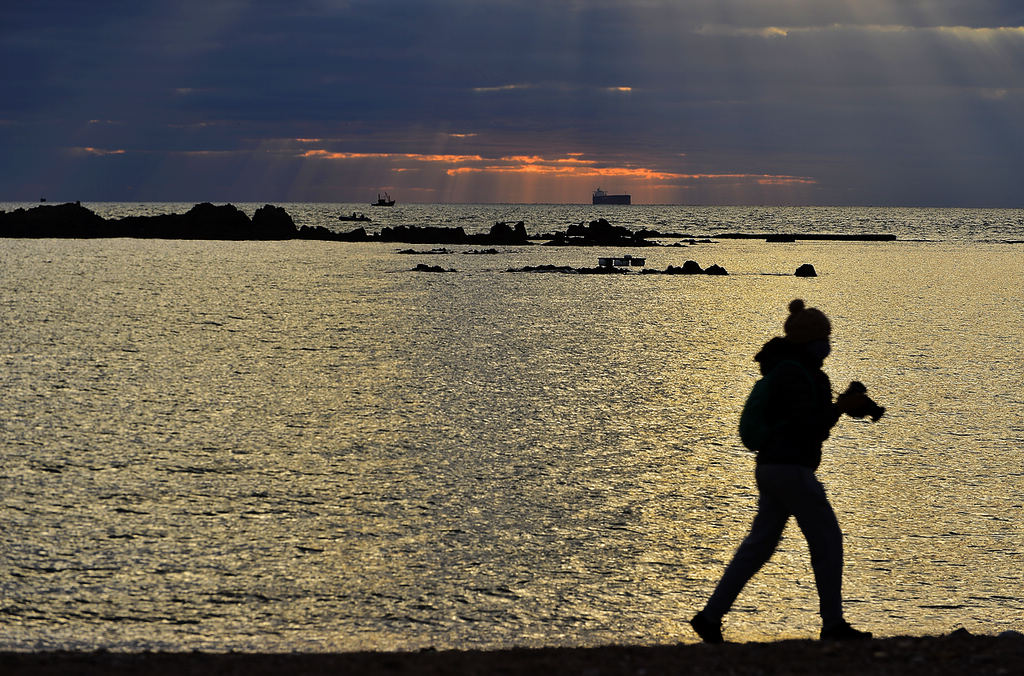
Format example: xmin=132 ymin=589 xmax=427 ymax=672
xmin=162 ymin=202 xmax=254 ymax=239
xmin=382 ymin=224 xmax=469 ymax=244
xmin=113 ymin=202 xmax=289 ymax=239
xmin=507 ymin=264 xmax=628 ymax=274
xmin=509 ymin=264 xmax=568 ymax=273
xmin=645 ymin=261 xmax=727 ymax=275
xmin=465 ymin=248 xmax=500 ymax=255
xmin=332 ymin=226 xmax=370 ymax=241
xmin=0 ymin=201 xmax=292 ymax=240
xmin=398 ymin=247 xmax=454 ymax=254
xmin=413 ymin=263 xmax=455 ymax=273
xmin=489 ymin=221 xmax=528 ymax=244
xmin=544 ymin=218 xmax=656 ymax=247
xmin=251 ymin=204 xmax=296 ymax=238
xmin=0 ymin=202 xmax=108 ymax=237
xmin=795 ymin=263 xmax=817 ymax=277
xmin=508 ymin=264 xmax=576 ymax=273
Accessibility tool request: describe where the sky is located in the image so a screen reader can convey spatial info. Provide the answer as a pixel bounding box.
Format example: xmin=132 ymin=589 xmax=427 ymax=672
xmin=2 ymin=0 xmax=1024 ymax=205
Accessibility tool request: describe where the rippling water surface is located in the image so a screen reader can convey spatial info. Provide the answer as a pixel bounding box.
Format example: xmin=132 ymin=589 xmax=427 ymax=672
xmin=1 ymin=205 xmax=1022 ymax=651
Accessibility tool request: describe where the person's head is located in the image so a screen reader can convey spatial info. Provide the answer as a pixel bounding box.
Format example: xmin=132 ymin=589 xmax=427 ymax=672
xmin=783 ymin=298 xmax=831 ymax=360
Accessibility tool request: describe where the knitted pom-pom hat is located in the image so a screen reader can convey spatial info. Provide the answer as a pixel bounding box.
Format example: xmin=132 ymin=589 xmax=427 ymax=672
xmin=783 ymin=299 xmax=831 ymax=343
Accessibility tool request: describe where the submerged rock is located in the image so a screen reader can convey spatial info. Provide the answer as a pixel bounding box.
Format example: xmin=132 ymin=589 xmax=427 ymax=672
xmin=507 ymin=264 xmax=576 ymax=273
xmin=507 ymin=264 xmax=628 ymax=274
xmin=642 ymin=262 xmax=728 ymax=275
xmin=397 ymin=247 xmax=454 ymax=254
xmin=413 ymin=263 xmax=456 ymax=273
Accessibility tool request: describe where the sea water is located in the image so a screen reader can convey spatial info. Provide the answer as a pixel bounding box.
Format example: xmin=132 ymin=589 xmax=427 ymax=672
xmin=0 ymin=204 xmax=1022 ymax=651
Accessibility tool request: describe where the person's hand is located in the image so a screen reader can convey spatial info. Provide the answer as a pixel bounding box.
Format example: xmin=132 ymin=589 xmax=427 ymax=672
xmin=836 ymin=391 xmax=871 ymax=416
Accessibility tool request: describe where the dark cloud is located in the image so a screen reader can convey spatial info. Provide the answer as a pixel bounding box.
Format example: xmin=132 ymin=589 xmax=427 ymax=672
xmin=2 ymin=0 xmax=1024 ymax=204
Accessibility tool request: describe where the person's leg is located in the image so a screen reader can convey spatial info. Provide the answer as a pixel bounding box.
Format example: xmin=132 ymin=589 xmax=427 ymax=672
xmin=700 ymin=465 xmax=791 ymax=622
xmin=785 ymin=468 xmax=844 ymax=628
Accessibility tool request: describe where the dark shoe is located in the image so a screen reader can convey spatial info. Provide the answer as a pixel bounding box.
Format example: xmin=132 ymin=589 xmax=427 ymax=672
xmin=820 ymin=620 xmax=872 ymax=641
xmin=690 ymin=612 xmax=724 ymax=644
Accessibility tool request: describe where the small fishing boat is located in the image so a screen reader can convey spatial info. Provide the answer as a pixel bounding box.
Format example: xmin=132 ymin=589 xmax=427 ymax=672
xmin=338 ymin=212 xmax=371 ymax=222
xmin=372 ymin=192 xmax=395 ymax=207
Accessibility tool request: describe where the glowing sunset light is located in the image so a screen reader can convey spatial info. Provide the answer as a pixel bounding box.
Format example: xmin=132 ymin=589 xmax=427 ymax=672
xmin=300 ymin=150 xmax=485 ymax=163
xmin=449 ymin=164 xmax=683 ymax=180
xmin=74 ymin=147 xmax=126 ymax=156
xmin=295 ymin=145 xmax=817 ymax=201
xmin=497 ymin=155 xmax=597 ymax=165
xmin=10 ymin=2 xmax=1023 ymax=204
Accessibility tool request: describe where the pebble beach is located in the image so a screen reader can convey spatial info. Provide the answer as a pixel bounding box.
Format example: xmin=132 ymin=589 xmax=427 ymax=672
xmin=4 ymin=632 xmax=1024 ymax=675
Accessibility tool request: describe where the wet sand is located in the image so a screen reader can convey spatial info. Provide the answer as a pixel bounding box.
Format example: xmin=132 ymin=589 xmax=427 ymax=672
xmin=3 ymin=633 xmax=1023 ymax=675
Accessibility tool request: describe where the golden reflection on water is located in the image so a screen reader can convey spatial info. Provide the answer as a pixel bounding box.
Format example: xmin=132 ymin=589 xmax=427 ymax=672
xmin=0 ymin=238 xmax=1021 ymax=651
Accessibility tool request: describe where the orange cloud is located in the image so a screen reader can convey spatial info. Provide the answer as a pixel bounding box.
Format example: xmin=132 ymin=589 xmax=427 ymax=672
xmin=447 ymin=158 xmax=814 ymax=185
xmin=498 ymin=155 xmax=597 ymax=165
xmin=300 ymin=149 xmax=483 ymax=163
xmin=297 ymin=147 xmax=816 ymax=190
xmin=73 ymin=147 xmax=126 ymax=156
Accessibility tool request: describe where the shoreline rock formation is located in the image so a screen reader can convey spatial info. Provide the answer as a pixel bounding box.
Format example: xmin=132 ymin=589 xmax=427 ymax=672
xmin=0 ymin=203 xmax=898 ymax=244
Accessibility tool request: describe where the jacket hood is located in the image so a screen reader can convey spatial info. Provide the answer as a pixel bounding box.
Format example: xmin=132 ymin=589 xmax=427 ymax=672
xmin=755 ymin=336 xmax=822 ymax=375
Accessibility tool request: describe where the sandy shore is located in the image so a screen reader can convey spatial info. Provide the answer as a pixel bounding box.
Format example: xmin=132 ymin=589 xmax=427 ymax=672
xmin=3 ymin=632 xmax=1022 ymax=675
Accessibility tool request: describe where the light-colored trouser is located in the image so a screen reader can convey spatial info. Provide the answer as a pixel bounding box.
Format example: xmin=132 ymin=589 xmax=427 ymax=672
xmin=702 ymin=463 xmax=844 ymax=628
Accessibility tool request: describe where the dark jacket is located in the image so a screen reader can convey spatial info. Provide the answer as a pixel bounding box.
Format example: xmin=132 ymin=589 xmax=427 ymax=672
xmin=754 ymin=337 xmax=841 ymax=470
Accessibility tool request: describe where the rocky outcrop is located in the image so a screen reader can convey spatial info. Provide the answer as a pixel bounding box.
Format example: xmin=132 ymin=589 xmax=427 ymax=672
xmin=0 ymin=202 xmax=108 ymax=237
xmin=0 ymin=202 xmax=296 ymax=239
xmin=542 ymin=218 xmax=657 ymax=247
xmin=488 ymin=221 xmax=528 ymax=244
xmin=338 ymin=221 xmax=529 ymax=245
xmin=251 ymin=204 xmax=296 ymax=238
xmin=114 ymin=203 xmax=292 ymax=239
xmin=507 ymin=264 xmax=629 ymax=274
xmin=794 ymin=263 xmax=817 ymax=277
xmin=641 ymin=261 xmax=728 ymax=275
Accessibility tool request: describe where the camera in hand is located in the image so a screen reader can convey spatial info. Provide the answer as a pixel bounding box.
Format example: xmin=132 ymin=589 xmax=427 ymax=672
xmin=842 ymin=381 xmax=885 ymax=421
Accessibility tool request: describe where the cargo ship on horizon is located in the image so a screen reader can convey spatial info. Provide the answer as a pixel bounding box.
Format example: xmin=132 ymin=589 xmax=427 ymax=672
xmin=592 ymin=187 xmax=631 ymax=205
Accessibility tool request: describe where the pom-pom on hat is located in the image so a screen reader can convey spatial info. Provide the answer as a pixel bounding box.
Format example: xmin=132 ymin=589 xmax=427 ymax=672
xmin=783 ymin=298 xmax=831 ymax=343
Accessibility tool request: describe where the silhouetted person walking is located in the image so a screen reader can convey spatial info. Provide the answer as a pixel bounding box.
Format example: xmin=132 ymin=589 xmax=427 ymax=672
xmin=690 ymin=299 xmax=876 ymax=643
